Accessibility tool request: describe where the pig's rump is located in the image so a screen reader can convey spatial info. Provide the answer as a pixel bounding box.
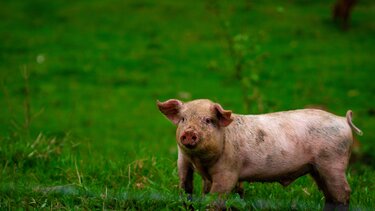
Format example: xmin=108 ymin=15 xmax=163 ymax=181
xmin=229 ymin=109 xmax=353 ymax=183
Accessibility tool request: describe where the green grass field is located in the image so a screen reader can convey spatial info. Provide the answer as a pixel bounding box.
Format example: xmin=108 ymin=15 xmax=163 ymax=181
xmin=1 ymin=0 xmax=374 ymax=209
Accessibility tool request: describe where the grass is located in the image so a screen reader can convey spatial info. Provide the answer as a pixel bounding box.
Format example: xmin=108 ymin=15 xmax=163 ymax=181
xmin=0 ymin=0 xmax=374 ymax=209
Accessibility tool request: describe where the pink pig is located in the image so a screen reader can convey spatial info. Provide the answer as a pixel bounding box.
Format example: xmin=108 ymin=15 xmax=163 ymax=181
xmin=157 ymin=99 xmax=362 ymax=210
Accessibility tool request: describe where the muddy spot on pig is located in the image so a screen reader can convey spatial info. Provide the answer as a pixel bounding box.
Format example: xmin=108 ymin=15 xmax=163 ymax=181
xmin=266 ymin=154 xmax=273 ymax=165
xmin=235 ymin=117 xmax=244 ymax=126
xmin=336 ymin=139 xmax=351 ymax=155
xmin=318 ymin=148 xmax=331 ymax=159
xmin=308 ymin=125 xmax=342 ymax=140
xmin=256 ymin=129 xmax=267 ymax=145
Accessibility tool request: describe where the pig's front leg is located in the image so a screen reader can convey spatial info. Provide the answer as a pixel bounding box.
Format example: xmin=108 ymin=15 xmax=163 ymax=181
xmin=203 ymin=179 xmax=212 ymax=195
xmin=178 ymin=153 xmax=194 ymax=195
xmin=234 ymin=182 xmax=244 ymax=198
xmin=209 ymin=172 xmax=238 ymax=209
xmin=210 ymin=172 xmax=238 ymax=193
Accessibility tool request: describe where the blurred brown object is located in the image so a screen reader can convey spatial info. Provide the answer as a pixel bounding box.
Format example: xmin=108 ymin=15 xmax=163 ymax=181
xmin=333 ymin=0 xmax=357 ymax=30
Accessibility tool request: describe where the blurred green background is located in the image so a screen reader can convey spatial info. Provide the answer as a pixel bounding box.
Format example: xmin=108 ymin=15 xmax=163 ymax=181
xmin=0 ymin=0 xmax=374 ymax=209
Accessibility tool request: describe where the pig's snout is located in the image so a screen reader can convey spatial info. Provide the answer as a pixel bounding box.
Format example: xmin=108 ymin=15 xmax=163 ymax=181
xmin=180 ymin=130 xmax=199 ymax=149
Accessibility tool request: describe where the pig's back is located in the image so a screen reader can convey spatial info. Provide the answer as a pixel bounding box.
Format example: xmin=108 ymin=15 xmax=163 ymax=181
xmin=233 ymin=108 xmax=350 ymax=144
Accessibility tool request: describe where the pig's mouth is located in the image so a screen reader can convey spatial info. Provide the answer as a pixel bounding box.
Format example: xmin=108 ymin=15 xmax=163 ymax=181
xmin=180 ymin=137 xmax=199 ymax=149
xmin=182 ymin=142 xmax=197 ymax=149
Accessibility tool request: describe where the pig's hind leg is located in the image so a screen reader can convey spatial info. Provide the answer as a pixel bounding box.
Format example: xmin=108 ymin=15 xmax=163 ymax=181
xmin=234 ymin=182 xmax=244 ymax=198
xmin=310 ymin=163 xmax=350 ymax=211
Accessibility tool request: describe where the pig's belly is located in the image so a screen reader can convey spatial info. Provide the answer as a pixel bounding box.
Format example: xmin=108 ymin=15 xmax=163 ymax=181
xmin=242 ymin=164 xmax=313 ymax=186
xmin=238 ymin=149 xmax=313 ymax=185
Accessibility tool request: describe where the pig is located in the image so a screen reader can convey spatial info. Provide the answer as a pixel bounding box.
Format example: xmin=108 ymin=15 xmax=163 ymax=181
xmin=157 ymin=99 xmax=363 ymax=210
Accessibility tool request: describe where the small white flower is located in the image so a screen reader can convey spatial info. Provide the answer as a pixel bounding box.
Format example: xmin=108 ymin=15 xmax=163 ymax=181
xmin=36 ymin=54 xmax=45 ymax=64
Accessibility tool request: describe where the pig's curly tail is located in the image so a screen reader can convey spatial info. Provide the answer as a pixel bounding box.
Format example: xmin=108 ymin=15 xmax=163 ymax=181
xmin=346 ymin=110 xmax=363 ymax=136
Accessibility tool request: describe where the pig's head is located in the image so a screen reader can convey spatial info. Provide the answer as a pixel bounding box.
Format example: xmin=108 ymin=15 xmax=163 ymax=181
xmin=157 ymin=99 xmax=233 ymax=154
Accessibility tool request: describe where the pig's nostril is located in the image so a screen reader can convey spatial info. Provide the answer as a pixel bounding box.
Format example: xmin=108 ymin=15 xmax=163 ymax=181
xmin=181 ymin=136 xmax=186 ymax=141
xmin=192 ymin=136 xmax=197 ymax=141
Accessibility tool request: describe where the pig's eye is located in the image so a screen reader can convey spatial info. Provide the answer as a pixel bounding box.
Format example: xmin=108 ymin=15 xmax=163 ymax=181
xmin=180 ymin=117 xmax=186 ymax=123
xmin=204 ymin=118 xmax=214 ymax=125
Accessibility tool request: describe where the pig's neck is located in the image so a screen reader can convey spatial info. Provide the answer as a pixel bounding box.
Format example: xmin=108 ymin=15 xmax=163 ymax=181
xmin=185 ymin=148 xmax=223 ymax=180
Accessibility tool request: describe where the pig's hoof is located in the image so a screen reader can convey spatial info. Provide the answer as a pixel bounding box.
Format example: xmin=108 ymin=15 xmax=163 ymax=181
xmin=182 ymin=194 xmax=194 ymax=210
xmin=323 ymin=202 xmax=349 ymax=211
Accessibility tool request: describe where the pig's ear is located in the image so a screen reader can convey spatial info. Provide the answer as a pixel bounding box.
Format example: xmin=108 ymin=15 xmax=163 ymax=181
xmin=213 ymin=103 xmax=233 ymax=127
xmin=157 ymin=99 xmax=183 ymax=125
